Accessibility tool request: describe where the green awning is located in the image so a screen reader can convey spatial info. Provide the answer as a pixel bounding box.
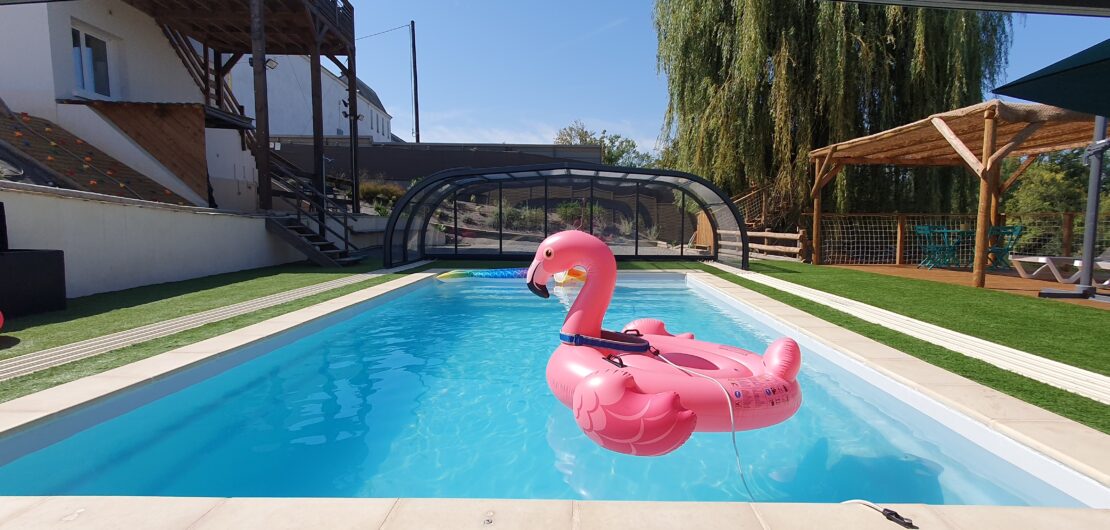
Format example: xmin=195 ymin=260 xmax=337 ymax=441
xmin=994 ymin=39 xmax=1110 ymax=117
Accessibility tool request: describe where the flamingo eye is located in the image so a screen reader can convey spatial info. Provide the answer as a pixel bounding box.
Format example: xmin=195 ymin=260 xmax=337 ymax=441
xmin=544 ymin=248 xmax=554 ymax=259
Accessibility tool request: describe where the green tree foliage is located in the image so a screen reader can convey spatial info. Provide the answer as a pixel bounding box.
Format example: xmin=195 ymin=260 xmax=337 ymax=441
xmin=654 ymin=0 xmax=1011 ymax=213
xmin=554 ymin=120 xmax=656 ymax=167
xmin=1003 ymin=151 xmax=1110 ymax=214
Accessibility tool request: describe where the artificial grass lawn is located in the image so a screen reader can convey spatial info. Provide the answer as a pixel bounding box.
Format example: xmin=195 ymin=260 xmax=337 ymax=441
xmin=739 ymin=261 xmax=1110 ymax=377
xmin=0 ymin=273 xmax=399 ymax=403
xmin=0 ymin=259 xmax=382 ymax=361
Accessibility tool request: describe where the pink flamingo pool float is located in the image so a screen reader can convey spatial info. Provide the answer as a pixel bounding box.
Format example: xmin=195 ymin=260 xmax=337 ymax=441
xmin=527 ymin=231 xmax=802 ymax=456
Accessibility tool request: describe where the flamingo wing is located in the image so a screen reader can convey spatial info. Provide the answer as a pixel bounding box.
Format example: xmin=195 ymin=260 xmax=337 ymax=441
xmin=571 ymin=369 xmax=697 ymax=456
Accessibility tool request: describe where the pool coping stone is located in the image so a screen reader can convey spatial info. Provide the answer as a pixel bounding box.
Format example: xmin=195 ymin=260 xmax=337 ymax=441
xmin=0 ymin=497 xmax=1106 ymax=529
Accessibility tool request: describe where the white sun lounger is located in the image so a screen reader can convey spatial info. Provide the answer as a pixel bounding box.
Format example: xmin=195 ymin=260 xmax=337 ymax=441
xmin=1013 ymin=254 xmax=1110 ymax=286
xmin=1071 ymin=258 xmax=1110 ymax=287
xmin=1012 ymin=255 xmax=1078 ymax=283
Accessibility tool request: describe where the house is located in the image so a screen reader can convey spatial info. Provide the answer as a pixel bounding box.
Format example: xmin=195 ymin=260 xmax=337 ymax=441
xmin=230 ymin=57 xmax=394 ymax=144
xmin=0 ymin=0 xmax=364 ymax=299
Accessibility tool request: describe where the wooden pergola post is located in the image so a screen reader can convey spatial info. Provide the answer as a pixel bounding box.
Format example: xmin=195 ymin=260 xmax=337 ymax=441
xmin=347 ymin=47 xmax=360 ymax=214
xmin=812 ymin=161 xmax=823 ymax=265
xmin=810 ymin=148 xmax=841 ymax=265
xmin=250 ymin=0 xmax=271 ymax=210
xmin=972 ymin=108 xmax=998 ymax=288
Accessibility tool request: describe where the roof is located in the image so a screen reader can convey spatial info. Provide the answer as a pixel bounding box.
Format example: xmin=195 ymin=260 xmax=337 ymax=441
xmin=338 ymin=75 xmax=388 ymax=116
xmin=382 ymin=162 xmax=750 ymax=268
xmin=809 ymin=99 xmax=1100 ymax=168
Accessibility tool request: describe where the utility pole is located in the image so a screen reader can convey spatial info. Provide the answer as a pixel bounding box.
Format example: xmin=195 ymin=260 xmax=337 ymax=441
xmin=410 ymin=20 xmax=420 ymax=143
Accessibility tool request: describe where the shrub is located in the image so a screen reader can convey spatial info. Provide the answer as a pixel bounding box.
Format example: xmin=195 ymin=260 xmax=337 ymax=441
xmin=617 ymin=216 xmax=633 ymax=236
xmin=504 ymin=205 xmax=545 ymax=231
xmin=359 ymin=180 xmax=405 ymax=215
xmin=555 ymin=201 xmax=583 ymax=224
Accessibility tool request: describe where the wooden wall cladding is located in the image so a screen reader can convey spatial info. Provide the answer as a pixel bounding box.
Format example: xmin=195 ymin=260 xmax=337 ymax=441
xmin=91 ymin=103 xmax=209 ymax=199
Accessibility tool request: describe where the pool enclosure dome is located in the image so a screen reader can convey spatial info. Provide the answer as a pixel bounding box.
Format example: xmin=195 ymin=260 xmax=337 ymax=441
xmin=383 ymin=162 xmax=749 ymax=268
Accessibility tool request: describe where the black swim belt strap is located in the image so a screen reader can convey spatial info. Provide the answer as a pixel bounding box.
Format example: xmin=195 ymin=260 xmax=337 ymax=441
xmin=558 ymin=329 xmax=651 ymax=353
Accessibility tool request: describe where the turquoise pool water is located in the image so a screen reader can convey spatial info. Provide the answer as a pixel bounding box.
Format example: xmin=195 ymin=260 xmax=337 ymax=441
xmin=0 ymin=276 xmax=1086 ymax=505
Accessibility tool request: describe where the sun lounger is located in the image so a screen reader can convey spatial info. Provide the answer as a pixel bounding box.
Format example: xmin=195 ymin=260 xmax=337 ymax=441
xmin=1071 ymin=258 xmax=1110 ymax=287
xmin=1014 ymin=253 xmax=1110 ymax=286
xmin=1012 ymin=255 xmax=1078 ymax=283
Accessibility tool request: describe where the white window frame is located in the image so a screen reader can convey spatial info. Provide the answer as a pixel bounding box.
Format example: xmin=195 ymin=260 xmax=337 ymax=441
xmin=70 ymin=23 xmax=117 ymax=100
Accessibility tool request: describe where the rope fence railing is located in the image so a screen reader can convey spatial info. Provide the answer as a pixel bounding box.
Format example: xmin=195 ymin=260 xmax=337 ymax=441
xmin=801 ymin=212 xmax=1109 ymax=266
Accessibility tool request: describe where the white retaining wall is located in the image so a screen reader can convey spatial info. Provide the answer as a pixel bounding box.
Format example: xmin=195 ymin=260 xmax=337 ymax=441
xmin=0 ymin=183 xmax=303 ymax=297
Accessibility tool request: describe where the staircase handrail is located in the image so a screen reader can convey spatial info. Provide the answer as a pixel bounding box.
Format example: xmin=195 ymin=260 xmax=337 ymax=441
xmin=270 ymin=170 xmax=356 ymax=251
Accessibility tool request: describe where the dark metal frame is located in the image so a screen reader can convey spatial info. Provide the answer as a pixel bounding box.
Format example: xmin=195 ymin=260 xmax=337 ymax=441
xmin=383 ymin=162 xmax=749 ymax=268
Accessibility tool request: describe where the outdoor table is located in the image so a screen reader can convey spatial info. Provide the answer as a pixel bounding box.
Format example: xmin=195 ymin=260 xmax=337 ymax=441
xmin=934 ymin=228 xmax=974 ymax=267
xmin=916 ymin=226 xmax=974 ymax=269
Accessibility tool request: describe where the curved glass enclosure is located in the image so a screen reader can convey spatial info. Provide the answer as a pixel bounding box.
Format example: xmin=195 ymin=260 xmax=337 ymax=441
xmin=383 ymin=163 xmax=748 ymax=268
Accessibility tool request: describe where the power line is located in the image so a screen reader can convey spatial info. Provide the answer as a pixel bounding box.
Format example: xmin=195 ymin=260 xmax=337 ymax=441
xmin=356 ymin=24 xmax=408 ymax=41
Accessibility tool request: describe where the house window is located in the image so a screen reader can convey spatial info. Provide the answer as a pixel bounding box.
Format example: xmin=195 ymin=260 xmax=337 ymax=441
xmin=71 ymin=26 xmax=112 ymax=98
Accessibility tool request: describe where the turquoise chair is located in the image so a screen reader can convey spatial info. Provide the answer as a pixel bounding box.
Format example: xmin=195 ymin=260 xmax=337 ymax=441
xmin=988 ymin=225 xmax=1024 ymax=270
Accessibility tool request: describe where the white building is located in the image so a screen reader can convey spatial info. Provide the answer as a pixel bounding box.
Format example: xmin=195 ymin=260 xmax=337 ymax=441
xmin=0 ymin=0 xmax=256 ymax=209
xmin=230 ymin=56 xmax=394 ymax=143
xmin=0 ymin=0 xmax=365 ymax=297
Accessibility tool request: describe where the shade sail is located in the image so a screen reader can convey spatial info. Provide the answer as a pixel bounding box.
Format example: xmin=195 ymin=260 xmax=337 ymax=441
xmin=995 ymin=39 xmax=1110 ymax=118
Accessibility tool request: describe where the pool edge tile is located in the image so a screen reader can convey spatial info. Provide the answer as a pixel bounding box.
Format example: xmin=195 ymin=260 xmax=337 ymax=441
xmin=190 ymin=497 xmax=398 ymax=530
xmin=379 ymin=498 xmax=572 ymax=529
xmin=750 ymin=503 xmax=954 ymax=530
xmin=575 ymin=500 xmax=763 ymax=529
xmin=930 ymin=504 xmax=1110 ymax=529
xmin=0 ymin=496 xmax=222 ymax=529
xmin=992 ymin=420 xmax=1110 ymax=487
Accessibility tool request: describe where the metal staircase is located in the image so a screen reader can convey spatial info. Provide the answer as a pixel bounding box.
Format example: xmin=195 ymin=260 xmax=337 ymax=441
xmin=266 ymin=164 xmax=364 ymax=267
xmin=162 ymin=26 xmax=364 ymax=267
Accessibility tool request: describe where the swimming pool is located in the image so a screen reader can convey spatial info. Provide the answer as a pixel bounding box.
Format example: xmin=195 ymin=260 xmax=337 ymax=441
xmin=0 ymin=273 xmax=1101 ymax=505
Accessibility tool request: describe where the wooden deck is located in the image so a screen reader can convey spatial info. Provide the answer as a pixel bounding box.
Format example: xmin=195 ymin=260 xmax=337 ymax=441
xmin=832 ymin=264 xmax=1110 ymax=310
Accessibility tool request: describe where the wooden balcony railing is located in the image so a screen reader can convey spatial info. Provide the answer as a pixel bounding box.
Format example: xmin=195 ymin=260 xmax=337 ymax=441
xmin=310 ymin=0 xmax=355 ymax=41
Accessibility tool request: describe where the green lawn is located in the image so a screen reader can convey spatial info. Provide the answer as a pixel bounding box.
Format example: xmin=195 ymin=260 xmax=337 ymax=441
xmin=741 ymin=261 xmax=1110 ymax=376
xmin=0 ymin=260 xmax=381 ymax=361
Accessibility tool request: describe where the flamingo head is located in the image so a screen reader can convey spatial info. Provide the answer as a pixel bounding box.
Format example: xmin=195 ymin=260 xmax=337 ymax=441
xmin=527 ymin=230 xmax=612 ymax=299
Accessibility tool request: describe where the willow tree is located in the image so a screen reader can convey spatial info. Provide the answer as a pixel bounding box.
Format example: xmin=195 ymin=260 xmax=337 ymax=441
xmin=655 ymin=0 xmax=1011 ymax=213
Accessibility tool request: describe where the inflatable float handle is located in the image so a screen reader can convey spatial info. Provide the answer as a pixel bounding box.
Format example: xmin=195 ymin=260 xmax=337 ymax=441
xmin=762 ymin=337 xmax=802 ymax=381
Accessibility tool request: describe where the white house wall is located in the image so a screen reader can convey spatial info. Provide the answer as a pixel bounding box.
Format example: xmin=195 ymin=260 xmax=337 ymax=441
xmin=1 ymin=184 xmax=303 ymax=297
xmin=45 ymin=0 xmax=201 ymax=106
xmin=206 ymin=129 xmax=258 ymax=212
xmin=0 ymin=5 xmax=56 ymax=116
xmin=231 ymin=56 xmax=393 ymax=142
xmin=0 ymin=0 xmax=260 ymax=208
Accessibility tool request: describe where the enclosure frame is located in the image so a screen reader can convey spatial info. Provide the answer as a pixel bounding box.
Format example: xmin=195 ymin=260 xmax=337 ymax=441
xmin=383 ymin=162 xmax=749 ymax=268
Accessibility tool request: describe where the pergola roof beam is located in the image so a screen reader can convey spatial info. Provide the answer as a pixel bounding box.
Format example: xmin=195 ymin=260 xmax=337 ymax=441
xmin=931 ymin=117 xmax=985 ymax=176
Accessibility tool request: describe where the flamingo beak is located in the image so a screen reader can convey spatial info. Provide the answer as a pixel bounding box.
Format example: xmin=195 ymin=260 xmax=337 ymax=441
xmin=527 ymin=259 xmax=550 ymax=299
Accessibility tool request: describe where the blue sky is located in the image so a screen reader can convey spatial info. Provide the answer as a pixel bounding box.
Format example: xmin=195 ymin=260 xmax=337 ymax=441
xmin=356 ymin=1 xmax=1108 ymax=149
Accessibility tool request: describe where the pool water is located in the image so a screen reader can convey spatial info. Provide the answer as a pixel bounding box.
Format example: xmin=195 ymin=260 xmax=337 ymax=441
xmin=0 ymin=276 xmax=1086 ymax=505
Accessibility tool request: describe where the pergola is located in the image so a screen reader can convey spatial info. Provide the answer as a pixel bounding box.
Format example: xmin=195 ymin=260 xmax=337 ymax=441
xmin=809 ymin=99 xmax=1105 ymax=287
